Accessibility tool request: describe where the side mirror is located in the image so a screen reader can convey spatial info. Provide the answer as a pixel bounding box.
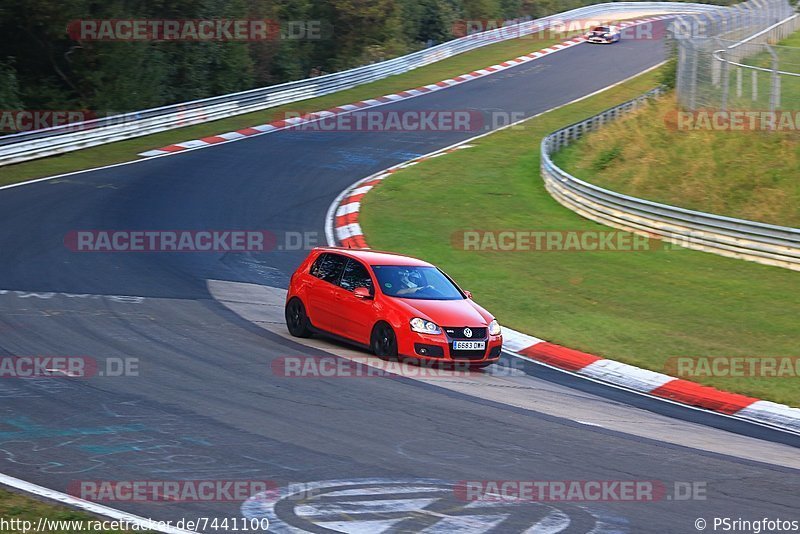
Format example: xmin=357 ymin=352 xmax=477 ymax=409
xmin=354 ymin=287 xmax=373 ymax=300
xmin=463 ymin=290 xmax=473 ymax=299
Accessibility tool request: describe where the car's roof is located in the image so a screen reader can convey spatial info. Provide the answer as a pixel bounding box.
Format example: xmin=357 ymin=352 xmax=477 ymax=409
xmin=314 ymin=247 xmax=434 ymax=267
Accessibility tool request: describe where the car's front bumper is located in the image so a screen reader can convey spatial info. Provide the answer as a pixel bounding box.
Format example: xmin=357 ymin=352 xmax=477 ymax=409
xmin=399 ymin=330 xmax=503 ymax=366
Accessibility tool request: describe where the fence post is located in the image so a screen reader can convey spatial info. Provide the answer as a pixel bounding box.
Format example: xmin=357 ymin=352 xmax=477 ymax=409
xmin=720 ymin=46 xmax=731 ymax=110
xmin=737 ymin=66 xmax=743 ymax=98
xmin=768 ymin=44 xmax=780 ymax=112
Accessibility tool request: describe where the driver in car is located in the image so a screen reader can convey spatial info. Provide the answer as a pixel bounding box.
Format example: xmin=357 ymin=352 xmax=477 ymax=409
xmin=395 ymin=269 xmax=434 ymax=296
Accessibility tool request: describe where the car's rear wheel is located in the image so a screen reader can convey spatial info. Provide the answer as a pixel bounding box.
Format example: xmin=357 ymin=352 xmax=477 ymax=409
xmin=371 ymin=322 xmax=398 ymax=360
xmin=285 ymin=298 xmax=312 ymax=338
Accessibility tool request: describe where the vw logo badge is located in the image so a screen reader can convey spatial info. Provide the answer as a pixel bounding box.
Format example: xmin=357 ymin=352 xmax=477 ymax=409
xmin=463 ymin=328 xmax=473 ymax=338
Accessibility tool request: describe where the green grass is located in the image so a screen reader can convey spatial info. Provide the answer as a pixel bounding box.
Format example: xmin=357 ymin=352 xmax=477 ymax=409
xmin=719 ymin=31 xmax=800 ymax=111
xmin=0 ymin=30 xmax=590 ymax=187
xmin=0 ymin=488 xmax=146 ymax=533
xmin=550 ymin=17 xmax=800 ymax=229
xmin=359 ymin=66 xmax=800 ymax=407
xmin=552 ymin=94 xmax=800 ymax=227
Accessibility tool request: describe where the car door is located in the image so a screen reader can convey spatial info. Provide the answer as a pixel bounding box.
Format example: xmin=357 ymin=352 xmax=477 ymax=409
xmin=335 ymin=258 xmax=377 ymax=344
xmin=305 ymin=252 xmax=347 ymax=335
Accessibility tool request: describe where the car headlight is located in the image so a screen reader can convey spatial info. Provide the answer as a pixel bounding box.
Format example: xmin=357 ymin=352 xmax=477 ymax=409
xmin=410 ymin=318 xmax=442 ymax=335
xmin=488 ymin=319 xmax=502 ymax=336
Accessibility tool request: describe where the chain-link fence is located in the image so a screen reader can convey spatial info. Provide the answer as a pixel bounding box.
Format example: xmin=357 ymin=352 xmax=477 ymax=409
xmin=673 ymin=0 xmax=798 ymax=110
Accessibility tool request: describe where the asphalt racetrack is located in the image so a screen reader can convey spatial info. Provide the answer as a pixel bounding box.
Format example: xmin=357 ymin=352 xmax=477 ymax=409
xmin=0 ymin=21 xmax=797 ymax=533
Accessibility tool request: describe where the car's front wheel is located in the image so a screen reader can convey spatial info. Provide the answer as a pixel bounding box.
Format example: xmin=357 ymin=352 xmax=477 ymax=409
xmin=285 ymin=298 xmax=312 ymax=338
xmin=371 ymin=322 xmax=398 ymax=360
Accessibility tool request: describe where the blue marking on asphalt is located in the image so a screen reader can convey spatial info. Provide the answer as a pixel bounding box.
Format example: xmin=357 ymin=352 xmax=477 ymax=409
xmin=321 ymin=149 xmax=426 ymax=171
xmin=0 ymin=416 xmax=146 ymax=441
xmin=77 ymin=444 xmax=157 ymax=454
xmin=181 ymin=436 xmax=212 ymax=446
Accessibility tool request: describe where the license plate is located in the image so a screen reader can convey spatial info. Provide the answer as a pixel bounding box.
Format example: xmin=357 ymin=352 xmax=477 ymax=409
xmin=453 ymin=341 xmax=485 ymax=351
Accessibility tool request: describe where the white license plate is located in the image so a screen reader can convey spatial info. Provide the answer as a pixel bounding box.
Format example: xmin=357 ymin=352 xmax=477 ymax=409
xmin=453 ymin=341 xmax=486 ymax=351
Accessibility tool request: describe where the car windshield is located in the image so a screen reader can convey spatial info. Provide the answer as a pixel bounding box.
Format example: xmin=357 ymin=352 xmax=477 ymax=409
xmin=593 ymin=26 xmax=610 ymax=32
xmin=372 ymin=265 xmax=464 ymax=301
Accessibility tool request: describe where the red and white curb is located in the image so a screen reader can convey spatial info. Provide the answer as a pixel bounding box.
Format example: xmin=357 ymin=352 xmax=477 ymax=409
xmin=324 ymin=149 xmax=800 ymax=436
xmin=138 ymin=17 xmax=670 ymax=158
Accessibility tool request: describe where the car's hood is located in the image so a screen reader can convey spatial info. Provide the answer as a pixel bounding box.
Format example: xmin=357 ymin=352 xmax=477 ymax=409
xmin=392 ymin=297 xmax=493 ymax=326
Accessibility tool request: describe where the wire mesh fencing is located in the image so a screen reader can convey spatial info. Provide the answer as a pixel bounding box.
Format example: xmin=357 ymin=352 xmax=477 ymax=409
xmin=673 ymin=0 xmax=799 ymax=111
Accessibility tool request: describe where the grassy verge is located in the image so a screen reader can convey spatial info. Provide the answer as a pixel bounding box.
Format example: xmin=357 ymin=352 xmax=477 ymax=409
xmin=359 ymin=66 xmax=800 ymax=407
xmin=551 ymin=29 xmax=800 ymax=228
xmin=723 ymin=30 xmax=800 ymax=112
xmin=0 ymin=487 xmax=144 ymax=533
xmin=552 ymin=93 xmax=800 ymax=227
xmin=0 ymin=30 xmax=589 ymax=187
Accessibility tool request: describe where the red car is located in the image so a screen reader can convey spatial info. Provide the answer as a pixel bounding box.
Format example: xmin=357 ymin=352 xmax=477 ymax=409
xmin=285 ymin=248 xmax=502 ymax=367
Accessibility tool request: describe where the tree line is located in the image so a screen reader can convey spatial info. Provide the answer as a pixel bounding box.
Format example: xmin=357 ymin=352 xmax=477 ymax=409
xmin=0 ymin=0 xmax=733 ymax=117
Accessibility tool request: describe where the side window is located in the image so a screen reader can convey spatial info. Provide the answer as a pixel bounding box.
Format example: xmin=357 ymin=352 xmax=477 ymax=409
xmin=309 ymin=253 xmax=346 ymax=284
xmin=339 ymin=258 xmax=374 ymax=293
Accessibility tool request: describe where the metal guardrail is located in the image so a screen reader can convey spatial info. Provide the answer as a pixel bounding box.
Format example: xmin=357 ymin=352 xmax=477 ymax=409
xmin=540 ymin=89 xmax=800 ymax=271
xmin=0 ymin=2 xmax=728 ymax=167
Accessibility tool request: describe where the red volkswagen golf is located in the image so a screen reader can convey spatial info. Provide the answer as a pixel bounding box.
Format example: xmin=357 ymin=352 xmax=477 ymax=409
xmin=285 ymin=248 xmax=502 ymax=367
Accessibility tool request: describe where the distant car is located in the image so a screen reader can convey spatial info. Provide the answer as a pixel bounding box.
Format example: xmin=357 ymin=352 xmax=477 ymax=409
xmin=285 ymin=248 xmax=503 ymax=368
xmin=585 ymin=25 xmax=621 ymax=44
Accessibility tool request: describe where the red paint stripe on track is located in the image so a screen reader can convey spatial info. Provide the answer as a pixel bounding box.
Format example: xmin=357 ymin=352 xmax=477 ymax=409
xmin=345 ymin=193 xmax=367 ymax=203
xmin=200 ymin=136 xmax=227 ymax=144
xmin=651 ymin=380 xmax=759 ymax=415
xmin=519 ymin=342 xmax=602 ymax=372
xmin=237 ymin=127 xmax=261 ymax=135
xmin=160 ymin=145 xmax=186 ymax=153
xmin=335 ymin=213 xmax=359 ymax=228
xmin=340 ymin=236 xmax=368 ymax=249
